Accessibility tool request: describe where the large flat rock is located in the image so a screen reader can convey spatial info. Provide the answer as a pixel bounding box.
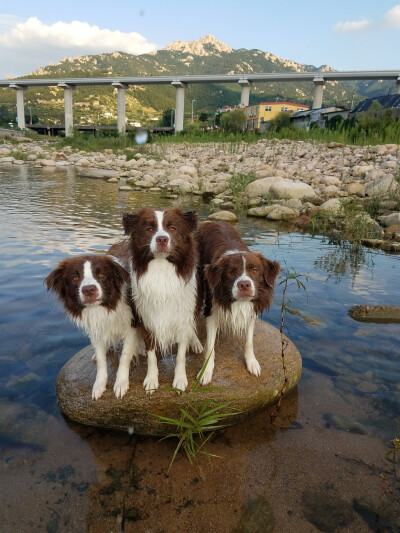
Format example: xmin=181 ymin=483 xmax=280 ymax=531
xmin=56 ymin=319 xmax=302 ymax=436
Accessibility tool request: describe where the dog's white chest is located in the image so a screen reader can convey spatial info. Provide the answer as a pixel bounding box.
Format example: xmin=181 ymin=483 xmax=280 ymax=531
xmin=214 ymin=300 xmax=255 ymax=336
xmin=73 ymin=297 xmax=132 ymax=346
xmin=132 ymin=258 xmax=197 ymax=350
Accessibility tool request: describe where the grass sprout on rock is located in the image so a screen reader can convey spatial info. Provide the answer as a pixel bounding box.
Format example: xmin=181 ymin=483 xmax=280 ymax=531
xmin=152 ymin=353 xmax=240 ymax=474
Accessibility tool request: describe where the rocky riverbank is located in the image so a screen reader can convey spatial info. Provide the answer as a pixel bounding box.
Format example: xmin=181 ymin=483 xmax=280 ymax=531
xmin=1 ymin=136 xmax=399 ymax=251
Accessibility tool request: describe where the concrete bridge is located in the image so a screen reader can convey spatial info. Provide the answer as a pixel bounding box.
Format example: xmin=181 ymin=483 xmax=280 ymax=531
xmin=26 ymin=123 xmax=173 ymax=136
xmin=1 ymin=71 xmax=399 ymax=136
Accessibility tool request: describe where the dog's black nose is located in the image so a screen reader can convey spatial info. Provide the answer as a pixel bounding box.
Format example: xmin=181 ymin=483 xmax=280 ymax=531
xmin=156 ymin=236 xmax=169 ymax=245
xmin=82 ymin=284 xmax=98 ymax=296
xmin=238 ymin=280 xmax=251 ymax=291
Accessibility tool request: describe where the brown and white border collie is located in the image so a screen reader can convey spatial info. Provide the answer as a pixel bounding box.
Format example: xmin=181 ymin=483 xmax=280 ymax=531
xmin=197 ymin=221 xmax=280 ymax=385
xmin=45 ymin=253 xmax=141 ymax=400
xmin=123 ymin=207 xmax=202 ymax=393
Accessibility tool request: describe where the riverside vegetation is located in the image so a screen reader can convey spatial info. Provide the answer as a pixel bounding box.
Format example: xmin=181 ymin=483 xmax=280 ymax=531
xmin=1 ymin=122 xmax=399 ymax=253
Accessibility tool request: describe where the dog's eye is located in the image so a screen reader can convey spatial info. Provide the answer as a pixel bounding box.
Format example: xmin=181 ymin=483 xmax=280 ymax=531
xmin=146 ymin=226 xmax=154 ymax=233
xmin=252 ymin=268 xmax=258 ymax=274
xmin=169 ymin=226 xmax=177 ymax=232
xmin=72 ymin=275 xmax=79 ymax=282
xmin=228 ymin=271 xmax=236 ymax=279
xmin=98 ymin=273 xmax=105 ymax=280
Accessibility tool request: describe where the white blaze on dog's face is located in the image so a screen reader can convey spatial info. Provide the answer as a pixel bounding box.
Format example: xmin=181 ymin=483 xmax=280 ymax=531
xmin=205 ymin=251 xmax=279 ymax=311
xmin=150 ymin=210 xmax=171 ymax=255
xmin=79 ymin=260 xmax=103 ymax=306
xmin=232 ymin=254 xmax=256 ymax=300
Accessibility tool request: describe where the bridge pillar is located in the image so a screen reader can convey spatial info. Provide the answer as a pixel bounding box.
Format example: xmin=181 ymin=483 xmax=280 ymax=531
xmin=112 ymin=83 xmax=127 ymax=135
xmin=9 ymin=84 xmax=27 ymax=129
xmin=172 ymin=81 xmax=186 ymax=132
xmin=238 ymin=79 xmax=252 ymax=107
xmin=396 ymin=77 xmax=400 ymax=95
xmin=312 ymin=77 xmax=325 ymax=109
xmin=58 ymin=83 xmax=75 ymax=137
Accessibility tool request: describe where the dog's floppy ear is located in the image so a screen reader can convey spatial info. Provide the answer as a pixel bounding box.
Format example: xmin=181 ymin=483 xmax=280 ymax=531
xmin=182 ymin=210 xmax=198 ymax=232
xmin=204 ymin=263 xmax=223 ymax=289
xmin=122 ymin=213 xmax=139 ymax=235
xmin=110 ymin=259 xmax=130 ymax=284
xmin=45 ymin=264 xmax=65 ymax=294
xmin=261 ymin=257 xmax=281 ymax=288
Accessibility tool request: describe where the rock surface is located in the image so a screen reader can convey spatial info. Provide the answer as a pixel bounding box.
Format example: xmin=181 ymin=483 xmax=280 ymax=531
xmin=56 ymin=320 xmax=302 ymax=435
xmin=348 ymin=305 xmax=400 ymax=323
xmin=208 ymin=210 xmax=238 ymax=222
xmin=78 ymin=168 xmax=120 ymax=179
xmin=2 ymin=137 xmax=399 ymax=253
xmin=269 ymin=179 xmax=316 ymax=200
xmin=244 ymin=176 xmax=282 ymax=197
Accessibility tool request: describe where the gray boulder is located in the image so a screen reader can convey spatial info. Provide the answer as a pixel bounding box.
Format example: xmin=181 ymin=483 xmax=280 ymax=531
xmin=247 ymin=205 xmax=277 ymax=217
xmin=56 ymin=320 xmax=302 ymax=435
xmin=78 ymin=168 xmax=119 ymax=180
xmin=269 ymin=179 xmax=316 ymax=200
xmin=244 ymin=177 xmax=283 ymax=197
xmin=266 ymin=205 xmax=300 ymax=220
xmin=208 ymin=210 xmax=238 ymax=222
xmin=379 ymin=212 xmax=400 ymax=227
xmin=320 ymin=198 xmax=343 ymax=215
xmin=365 ymin=175 xmax=397 ymax=196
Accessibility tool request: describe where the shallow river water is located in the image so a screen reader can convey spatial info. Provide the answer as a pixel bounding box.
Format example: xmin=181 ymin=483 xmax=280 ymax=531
xmin=0 ymin=163 xmax=399 ymax=532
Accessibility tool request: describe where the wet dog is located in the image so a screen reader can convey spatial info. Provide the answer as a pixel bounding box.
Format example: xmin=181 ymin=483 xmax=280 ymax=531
xmin=197 ymin=221 xmax=280 ymax=384
xmin=123 ymin=207 xmax=202 ymax=393
xmin=45 ymin=253 xmax=141 ymax=400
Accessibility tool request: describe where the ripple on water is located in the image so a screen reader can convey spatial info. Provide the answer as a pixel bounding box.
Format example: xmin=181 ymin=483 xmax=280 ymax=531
xmin=0 ymin=163 xmax=399 ymax=530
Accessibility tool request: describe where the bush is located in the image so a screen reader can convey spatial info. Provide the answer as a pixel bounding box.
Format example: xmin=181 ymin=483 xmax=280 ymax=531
xmin=326 ymin=115 xmax=344 ymax=131
xmin=269 ymin=111 xmax=293 ymax=132
xmin=220 ymin=109 xmax=246 ymax=133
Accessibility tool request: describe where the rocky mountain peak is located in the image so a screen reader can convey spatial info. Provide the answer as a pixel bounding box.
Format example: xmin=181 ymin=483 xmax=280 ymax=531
xmin=163 ymin=34 xmax=232 ymax=56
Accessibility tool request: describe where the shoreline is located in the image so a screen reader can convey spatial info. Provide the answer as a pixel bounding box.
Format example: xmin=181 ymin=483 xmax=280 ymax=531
xmin=1 ymin=135 xmax=399 ymax=253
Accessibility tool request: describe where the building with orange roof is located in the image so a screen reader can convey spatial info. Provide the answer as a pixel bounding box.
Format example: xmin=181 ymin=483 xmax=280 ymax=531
xmin=245 ymin=101 xmax=309 ymax=130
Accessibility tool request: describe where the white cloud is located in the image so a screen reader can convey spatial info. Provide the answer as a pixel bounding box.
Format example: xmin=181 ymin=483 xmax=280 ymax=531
xmin=333 ymin=4 xmax=400 ymax=34
xmin=333 ymin=19 xmax=371 ymax=33
xmin=381 ymin=4 xmax=400 ymax=29
xmin=0 ymin=16 xmax=158 ymax=78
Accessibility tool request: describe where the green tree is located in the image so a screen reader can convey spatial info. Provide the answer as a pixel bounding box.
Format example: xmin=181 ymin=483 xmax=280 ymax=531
xmin=160 ymin=108 xmax=175 ymax=127
xmin=199 ymin=112 xmax=209 ymax=123
xmin=269 ymin=111 xmax=293 ymax=132
xmin=220 ymin=109 xmax=246 ymax=133
xmin=0 ymin=105 xmax=13 ymax=127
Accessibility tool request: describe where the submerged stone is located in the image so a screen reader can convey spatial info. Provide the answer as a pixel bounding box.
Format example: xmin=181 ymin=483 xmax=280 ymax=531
xmin=324 ymin=413 xmax=367 ymax=434
xmin=232 ymin=495 xmax=275 ymax=533
xmin=56 ymin=320 xmax=302 ymax=436
xmin=302 ymin=486 xmax=354 ymax=532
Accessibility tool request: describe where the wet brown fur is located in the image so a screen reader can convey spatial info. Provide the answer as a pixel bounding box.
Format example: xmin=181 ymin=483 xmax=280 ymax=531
xmin=122 ymin=207 xmax=201 ymax=351
xmin=45 ymin=255 xmax=129 ymax=319
xmin=197 ymin=221 xmax=280 ymax=316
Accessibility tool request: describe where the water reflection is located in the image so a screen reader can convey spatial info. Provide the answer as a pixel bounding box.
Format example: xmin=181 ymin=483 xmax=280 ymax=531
xmin=314 ymin=239 xmax=374 ymax=284
xmin=1 ymin=164 xmax=400 ymax=531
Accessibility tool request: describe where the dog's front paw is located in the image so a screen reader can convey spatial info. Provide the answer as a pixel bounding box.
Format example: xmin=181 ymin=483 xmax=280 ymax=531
xmin=92 ymin=378 xmax=107 ymax=400
xmin=113 ymin=374 xmax=129 ymax=399
xmin=198 ymin=365 xmax=214 ymax=386
xmin=246 ymin=357 xmax=261 ymax=377
xmin=190 ymin=336 xmax=203 ymax=354
xmin=172 ymin=373 xmax=188 ymax=393
xmin=143 ymin=374 xmax=159 ymax=395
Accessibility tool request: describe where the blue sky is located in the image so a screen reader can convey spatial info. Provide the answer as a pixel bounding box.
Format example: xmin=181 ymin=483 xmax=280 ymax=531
xmin=1 ymin=0 xmax=399 ymax=78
